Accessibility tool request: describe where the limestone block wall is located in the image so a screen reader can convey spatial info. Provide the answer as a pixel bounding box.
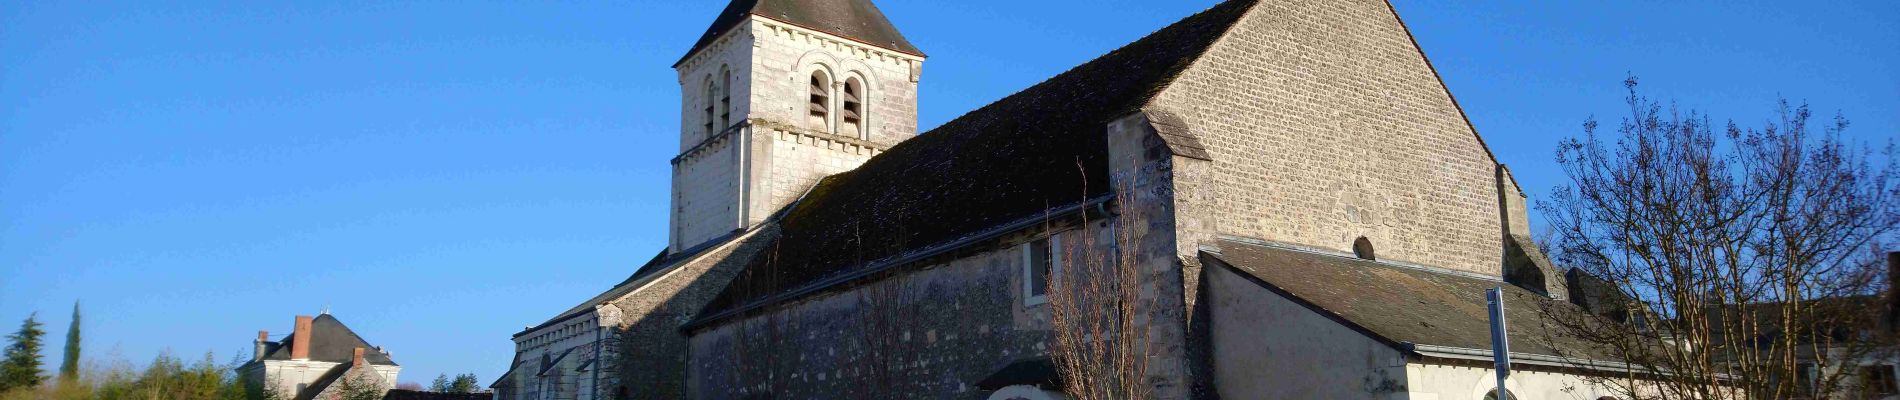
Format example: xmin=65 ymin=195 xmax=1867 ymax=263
xmin=677 ymin=27 xmax=755 ymax=149
xmin=686 ymin=223 xmax=1112 ymax=400
xmin=1206 ymin=265 xmax=1411 ymax=399
xmin=1406 ymin=363 xmax=1629 ymax=400
xmin=670 ymin=15 xmax=917 ymax=252
xmin=755 ymin=124 xmax=883 ymax=223
xmin=673 ymin=130 xmax=743 ymax=251
xmin=1147 ymin=0 xmax=1505 ymax=275
xmin=744 ymin=17 xmax=922 ymax=145
xmin=508 ymin=314 xmax=606 ymax=400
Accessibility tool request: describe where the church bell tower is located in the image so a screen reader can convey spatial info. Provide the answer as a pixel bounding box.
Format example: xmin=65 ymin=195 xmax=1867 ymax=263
xmin=668 ymin=0 xmax=926 ymax=253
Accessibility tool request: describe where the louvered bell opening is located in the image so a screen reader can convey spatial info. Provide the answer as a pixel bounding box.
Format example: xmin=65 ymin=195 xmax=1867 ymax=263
xmin=808 ymin=96 xmax=829 ymax=116
xmin=843 ymin=89 xmax=861 ymax=119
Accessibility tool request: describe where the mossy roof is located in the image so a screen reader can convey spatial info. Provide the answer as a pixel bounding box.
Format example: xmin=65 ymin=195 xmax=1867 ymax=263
xmin=699 ymin=0 xmax=1262 ymax=318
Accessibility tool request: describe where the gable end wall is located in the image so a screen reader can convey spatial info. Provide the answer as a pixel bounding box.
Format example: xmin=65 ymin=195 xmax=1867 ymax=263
xmin=1147 ymin=0 xmax=1504 ymax=275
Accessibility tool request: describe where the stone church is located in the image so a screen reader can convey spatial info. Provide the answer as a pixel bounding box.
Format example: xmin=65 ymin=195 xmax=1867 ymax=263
xmin=495 ymin=0 xmax=1635 ymax=399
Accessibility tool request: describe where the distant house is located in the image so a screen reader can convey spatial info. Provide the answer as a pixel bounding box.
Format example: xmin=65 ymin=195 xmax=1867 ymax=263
xmin=240 ymin=313 xmax=402 ymax=400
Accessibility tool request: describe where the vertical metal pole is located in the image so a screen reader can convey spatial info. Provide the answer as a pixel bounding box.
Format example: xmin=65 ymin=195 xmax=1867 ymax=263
xmin=1488 ymin=287 xmax=1512 ymax=400
xmin=1488 ymin=288 xmax=1511 ymax=399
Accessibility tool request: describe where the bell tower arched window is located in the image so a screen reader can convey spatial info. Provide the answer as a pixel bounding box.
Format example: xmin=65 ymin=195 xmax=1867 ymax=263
xmin=807 ymin=71 xmax=832 ymax=131
xmin=701 ymin=75 xmax=716 ymax=138
xmin=841 ymin=77 xmax=865 ymax=139
xmin=719 ymin=66 xmax=732 ymax=130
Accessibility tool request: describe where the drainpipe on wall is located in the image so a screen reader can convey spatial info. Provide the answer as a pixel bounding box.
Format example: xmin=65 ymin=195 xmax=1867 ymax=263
xmin=591 ymin=320 xmax=602 ymax=400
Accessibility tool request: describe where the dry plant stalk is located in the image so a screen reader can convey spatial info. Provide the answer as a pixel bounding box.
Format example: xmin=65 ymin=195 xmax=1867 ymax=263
xmin=1049 ymin=189 xmax=1158 ymax=400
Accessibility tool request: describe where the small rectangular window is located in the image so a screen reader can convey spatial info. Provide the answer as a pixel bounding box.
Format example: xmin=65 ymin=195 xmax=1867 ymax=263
xmin=1797 ymin=363 xmax=1818 ymax=395
xmin=1023 ymin=234 xmax=1060 ymax=306
xmin=1865 ymin=365 xmax=1897 ymax=395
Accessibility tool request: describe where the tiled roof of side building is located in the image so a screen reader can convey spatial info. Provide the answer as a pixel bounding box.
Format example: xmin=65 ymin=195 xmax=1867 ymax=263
xmin=1208 ymin=238 xmax=1617 ymax=361
xmin=678 ymin=0 xmax=923 ymax=66
xmin=257 ymin=314 xmax=397 ymax=366
xmin=697 ymin=0 xmax=1263 ymax=321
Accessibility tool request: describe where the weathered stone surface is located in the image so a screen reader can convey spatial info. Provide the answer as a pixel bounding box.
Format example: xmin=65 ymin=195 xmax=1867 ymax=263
xmin=687 ymin=224 xmax=1110 ymax=400
xmin=671 ymin=15 xmax=923 ymax=254
xmin=1146 ymin=0 xmax=1507 ymax=276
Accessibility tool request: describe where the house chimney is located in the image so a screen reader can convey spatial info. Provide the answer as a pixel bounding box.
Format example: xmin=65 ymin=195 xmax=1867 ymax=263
xmin=291 ymin=315 xmax=313 ymax=360
xmin=254 ymin=330 xmax=269 ymax=361
xmin=352 ymin=347 xmax=365 ymax=367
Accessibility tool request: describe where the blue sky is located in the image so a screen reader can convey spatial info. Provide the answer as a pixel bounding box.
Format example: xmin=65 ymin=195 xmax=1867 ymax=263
xmin=2 ymin=0 xmax=1893 ymax=386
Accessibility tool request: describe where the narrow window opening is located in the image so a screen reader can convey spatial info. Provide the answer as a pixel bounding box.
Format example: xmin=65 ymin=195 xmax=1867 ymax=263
xmin=702 ymin=76 xmax=716 ymax=138
xmin=841 ymin=78 xmax=864 ymax=138
xmin=719 ymin=67 xmax=732 ymax=130
xmin=807 ymin=71 xmax=831 ymax=131
xmin=1352 ymin=237 xmax=1376 ymax=261
xmin=1023 ymin=235 xmax=1060 ymax=306
xmin=1864 ymin=365 xmax=1897 ymax=395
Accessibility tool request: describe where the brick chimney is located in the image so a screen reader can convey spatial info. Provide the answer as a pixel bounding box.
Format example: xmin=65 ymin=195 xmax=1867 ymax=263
xmin=352 ymin=347 xmax=365 ymax=367
xmin=254 ymin=330 xmax=269 ymax=361
xmin=291 ymin=315 xmax=313 ymax=360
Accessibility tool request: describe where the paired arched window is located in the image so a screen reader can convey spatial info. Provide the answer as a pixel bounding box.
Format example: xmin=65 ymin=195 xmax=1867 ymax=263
xmin=841 ymin=77 xmax=865 ymax=138
xmin=807 ymin=70 xmax=831 ymax=131
xmin=804 ymin=69 xmax=869 ymax=138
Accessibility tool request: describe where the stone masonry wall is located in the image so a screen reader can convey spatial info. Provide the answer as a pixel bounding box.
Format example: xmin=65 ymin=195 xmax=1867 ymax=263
xmin=673 ymin=130 xmax=742 ymax=251
xmin=604 ymin=226 xmax=780 ymax=400
xmin=755 ymin=124 xmax=884 ymax=223
xmin=743 ymin=17 xmax=921 ymax=146
xmin=1147 ymin=0 xmax=1506 ymax=275
xmin=687 ymin=222 xmax=1112 ymax=400
xmin=671 ymin=16 xmax=920 ymax=252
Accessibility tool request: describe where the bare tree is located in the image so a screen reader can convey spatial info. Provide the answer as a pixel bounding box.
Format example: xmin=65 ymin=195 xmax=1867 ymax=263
xmin=1541 ymin=77 xmax=1898 ymax=399
xmin=1048 ymin=189 xmax=1157 ymax=400
xmin=853 ymin=275 xmax=917 ymax=399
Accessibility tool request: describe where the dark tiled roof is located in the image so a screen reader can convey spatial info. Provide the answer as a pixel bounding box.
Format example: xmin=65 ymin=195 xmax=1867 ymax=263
xmin=260 ymin=314 xmax=397 ymax=366
xmin=699 ymin=0 xmax=1261 ymax=318
xmin=528 ymin=248 xmax=672 ymax=332
xmin=1209 ymin=238 xmax=1610 ymax=360
xmin=678 ymin=0 xmax=922 ymax=67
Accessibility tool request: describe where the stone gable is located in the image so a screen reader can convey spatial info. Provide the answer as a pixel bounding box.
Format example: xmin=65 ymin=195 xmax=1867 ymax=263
xmin=1147 ymin=0 xmax=1506 ymax=275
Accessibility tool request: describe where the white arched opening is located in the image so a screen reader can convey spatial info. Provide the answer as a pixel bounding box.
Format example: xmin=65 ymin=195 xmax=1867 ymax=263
xmin=986 ymin=385 xmax=1067 ymax=400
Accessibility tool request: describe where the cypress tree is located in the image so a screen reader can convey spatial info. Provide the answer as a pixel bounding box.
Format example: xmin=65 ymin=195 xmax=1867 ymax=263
xmin=59 ymin=302 xmax=79 ymax=382
xmin=0 ymin=313 xmax=47 ymax=392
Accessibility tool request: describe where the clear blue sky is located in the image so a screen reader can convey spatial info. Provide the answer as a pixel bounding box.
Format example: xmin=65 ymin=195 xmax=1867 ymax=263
xmin=3 ymin=0 xmax=1894 ymax=386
